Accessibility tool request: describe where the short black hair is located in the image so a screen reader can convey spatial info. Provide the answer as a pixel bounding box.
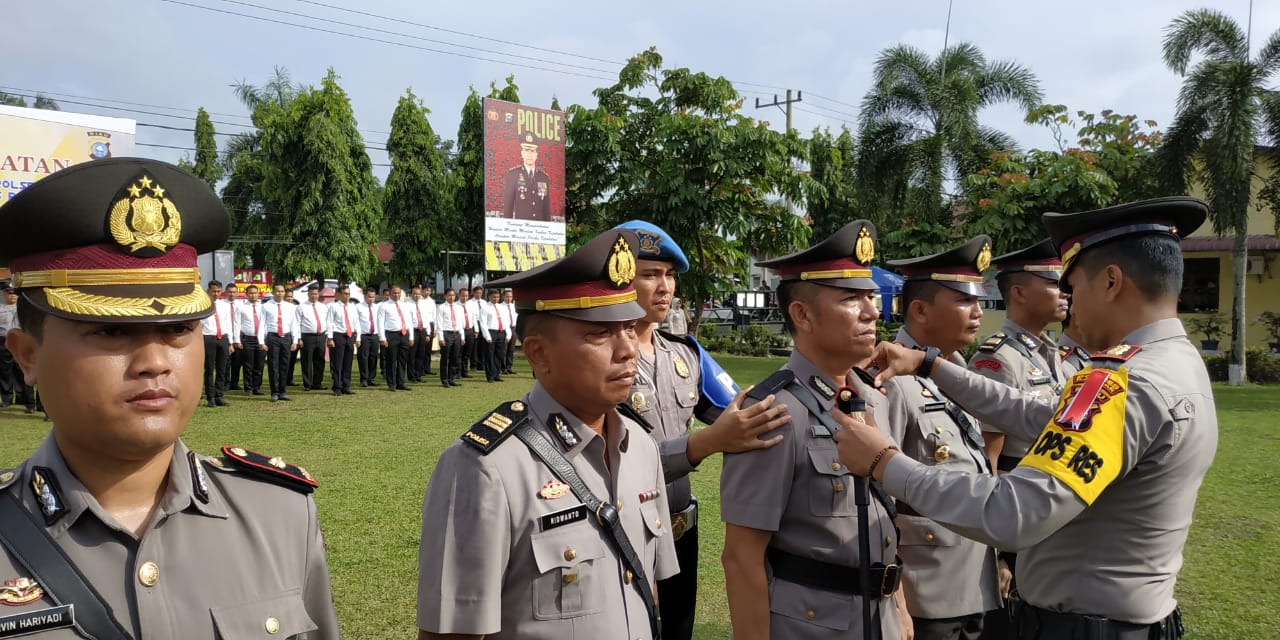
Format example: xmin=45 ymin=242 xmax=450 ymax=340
xmin=208 ymin=279 xmax=223 ymax=289
xmin=995 ymin=272 xmax=1034 ymax=301
xmin=777 ymin=281 xmax=820 ymax=335
xmin=901 ymin=280 xmax=942 ymax=311
xmin=1074 ymin=235 xmax=1182 ymax=300
xmin=16 ymin=296 xmax=45 ymax=341
xmin=246 ymin=285 xmax=259 ymax=293
xmin=515 ymin=311 xmax=550 ymax=341
xmin=444 ymin=287 xmax=456 ymax=295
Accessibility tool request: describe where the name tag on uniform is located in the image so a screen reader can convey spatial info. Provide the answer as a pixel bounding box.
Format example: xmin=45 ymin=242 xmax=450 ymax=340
xmin=1028 ymin=374 xmax=1053 ymax=386
xmin=540 ymin=505 xmax=588 ymax=532
xmin=0 ymin=605 xmax=75 ymax=638
xmin=921 ymin=401 xmax=948 ymax=413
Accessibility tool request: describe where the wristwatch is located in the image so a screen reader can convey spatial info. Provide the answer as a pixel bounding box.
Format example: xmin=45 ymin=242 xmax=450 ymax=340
xmin=917 ymin=346 xmax=940 ymax=378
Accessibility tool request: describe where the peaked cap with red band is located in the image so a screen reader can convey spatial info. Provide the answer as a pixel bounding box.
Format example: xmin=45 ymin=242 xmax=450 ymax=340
xmin=993 ymin=238 xmax=1061 ymax=281
xmin=485 ymin=229 xmax=644 ymax=323
xmin=0 ymin=157 xmax=230 ymax=323
xmin=1043 ymin=196 xmax=1206 ymax=285
xmin=889 ymin=234 xmax=993 ymax=296
xmin=757 ymin=220 xmax=879 ymax=290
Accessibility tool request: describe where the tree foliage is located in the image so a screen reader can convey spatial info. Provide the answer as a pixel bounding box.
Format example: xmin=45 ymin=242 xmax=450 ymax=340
xmin=1156 ymin=8 xmax=1280 ymax=382
xmin=191 ymin=107 xmax=220 ymax=189
xmin=807 ymin=127 xmax=858 ymax=240
xmin=857 ymin=42 xmax=1042 ymax=254
xmin=383 ymin=88 xmax=450 ymax=286
xmin=0 ymin=92 xmax=59 ymax=110
xmin=961 ymin=106 xmax=1166 ymax=252
xmin=565 ymin=47 xmax=813 ymax=327
xmin=256 ymin=68 xmax=382 ymax=285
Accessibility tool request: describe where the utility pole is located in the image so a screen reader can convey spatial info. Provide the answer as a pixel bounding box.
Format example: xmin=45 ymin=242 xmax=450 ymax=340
xmin=754 ymin=89 xmax=802 ymax=133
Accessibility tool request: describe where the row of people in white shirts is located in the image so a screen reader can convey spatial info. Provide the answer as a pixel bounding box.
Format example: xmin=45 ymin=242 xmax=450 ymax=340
xmin=200 ymin=294 xmax=519 ymax=345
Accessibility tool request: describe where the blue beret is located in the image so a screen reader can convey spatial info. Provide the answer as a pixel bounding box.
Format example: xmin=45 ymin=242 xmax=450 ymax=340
xmin=612 ymin=220 xmax=689 ymax=273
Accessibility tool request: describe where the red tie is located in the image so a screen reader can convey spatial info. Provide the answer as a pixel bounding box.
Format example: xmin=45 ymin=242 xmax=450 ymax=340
xmin=344 ymin=305 xmax=353 ymax=338
xmin=496 ymin=304 xmax=503 ymax=331
xmin=277 ymin=303 xmax=283 ymax=335
xmin=253 ymin=304 xmax=259 ymax=334
xmin=450 ymin=303 xmax=457 ymax=329
xmin=463 ymin=304 xmax=470 ymax=330
xmin=312 ymin=305 xmax=321 ymax=332
xmin=417 ymin=303 xmax=424 ymax=329
xmin=396 ymin=302 xmax=407 ymax=336
xmin=214 ymin=306 xmax=223 ymax=339
xmin=368 ymin=305 xmax=375 ymax=334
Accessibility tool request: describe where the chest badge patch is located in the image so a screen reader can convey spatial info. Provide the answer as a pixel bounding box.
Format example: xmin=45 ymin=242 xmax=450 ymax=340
xmin=538 ymin=480 xmax=571 ymax=500
xmin=672 ymin=355 xmax=691 ymax=379
xmin=0 ymin=578 xmax=42 ymax=606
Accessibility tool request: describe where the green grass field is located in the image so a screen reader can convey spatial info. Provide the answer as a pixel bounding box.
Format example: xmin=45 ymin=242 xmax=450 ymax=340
xmin=1 ymin=355 xmax=1274 ymax=639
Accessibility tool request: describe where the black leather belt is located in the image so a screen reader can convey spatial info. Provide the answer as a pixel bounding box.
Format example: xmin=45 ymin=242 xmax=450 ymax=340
xmin=767 ymin=548 xmax=901 ymax=598
xmin=998 ymin=455 xmax=1022 ymax=473
xmin=1014 ymin=602 xmax=1183 ymax=640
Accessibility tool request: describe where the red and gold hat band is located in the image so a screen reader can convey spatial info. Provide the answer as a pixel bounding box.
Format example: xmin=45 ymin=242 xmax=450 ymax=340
xmin=799 ymin=268 xmax=873 ymax=281
xmin=13 ymin=267 xmax=201 ymax=289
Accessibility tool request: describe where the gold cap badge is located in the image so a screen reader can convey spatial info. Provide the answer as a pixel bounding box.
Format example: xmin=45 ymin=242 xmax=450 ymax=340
xmin=109 ymin=175 xmax=182 ymax=255
xmin=607 ymin=235 xmax=636 ymax=288
xmin=976 ymin=243 xmax=992 ymax=272
xmin=855 ymin=226 xmax=876 ymax=264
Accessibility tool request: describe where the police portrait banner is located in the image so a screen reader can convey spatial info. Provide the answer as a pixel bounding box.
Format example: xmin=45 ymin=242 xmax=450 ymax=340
xmin=482 ymin=98 xmax=567 ymax=272
xmin=0 ymin=105 xmax=136 ymax=206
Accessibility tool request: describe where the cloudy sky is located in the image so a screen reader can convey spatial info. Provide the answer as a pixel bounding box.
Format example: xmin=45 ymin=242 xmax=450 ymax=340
xmin=8 ymin=0 xmax=1277 ymax=180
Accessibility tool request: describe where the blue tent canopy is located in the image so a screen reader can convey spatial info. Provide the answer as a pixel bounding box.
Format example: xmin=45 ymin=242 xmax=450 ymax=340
xmin=872 ymin=266 xmax=903 ymax=294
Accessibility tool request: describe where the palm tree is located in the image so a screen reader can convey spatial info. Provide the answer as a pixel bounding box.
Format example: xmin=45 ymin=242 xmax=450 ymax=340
xmin=1157 ymin=8 xmax=1280 ymax=385
xmin=857 ymin=42 xmax=1042 ymax=233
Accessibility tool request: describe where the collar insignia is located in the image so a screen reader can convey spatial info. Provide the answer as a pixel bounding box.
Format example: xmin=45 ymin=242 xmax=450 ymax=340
xmin=549 ymin=413 xmax=580 ymax=451
xmin=607 ymin=235 xmax=636 ymax=288
xmin=809 ymin=375 xmax=835 ymax=400
xmin=0 ymin=578 xmax=43 ymax=606
xmin=630 ymin=391 xmax=648 ymax=411
xmin=1018 ymin=333 xmax=1039 ymax=350
xmin=855 ymin=226 xmax=876 ymax=264
xmin=109 ymin=174 xmax=182 ymax=256
xmin=30 ymin=468 xmax=65 ymax=526
xmin=188 ymin=451 xmax=210 ymax=504
xmin=672 ymin=354 xmax=691 ymax=379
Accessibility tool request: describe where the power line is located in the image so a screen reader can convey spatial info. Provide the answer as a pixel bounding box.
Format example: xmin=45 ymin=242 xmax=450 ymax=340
xmin=159 ymin=0 xmax=619 ymax=82
xmin=793 ymin=106 xmax=854 ymax=126
xmin=136 ymin=141 xmax=394 ymax=167
xmin=215 ymin=0 xmax=618 ymax=75
xmin=806 ymin=92 xmax=862 ymax=112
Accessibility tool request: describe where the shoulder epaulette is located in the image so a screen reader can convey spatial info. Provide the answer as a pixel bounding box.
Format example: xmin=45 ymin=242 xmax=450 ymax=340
xmin=1091 ymin=344 xmax=1142 ymax=363
xmin=978 ymin=332 xmax=1008 ymax=353
xmin=851 ymin=367 xmax=881 ymax=390
xmin=460 ymin=400 xmax=530 ymax=455
xmin=1057 ymin=344 xmax=1073 ymax=358
xmin=657 ymin=328 xmax=695 ymax=348
xmin=0 ymin=469 xmax=16 ymax=490
xmin=747 ymin=369 xmax=795 ymax=402
xmin=219 ymin=446 xmax=318 ymax=494
xmin=616 ymin=401 xmax=655 ymax=433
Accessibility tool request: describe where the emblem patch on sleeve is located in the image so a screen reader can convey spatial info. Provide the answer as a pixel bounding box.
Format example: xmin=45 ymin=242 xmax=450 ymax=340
xmin=1019 ymin=367 xmax=1128 ymax=505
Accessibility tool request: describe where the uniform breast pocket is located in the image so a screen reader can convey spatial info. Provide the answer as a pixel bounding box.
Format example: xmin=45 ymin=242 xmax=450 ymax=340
xmin=210 ymin=589 xmax=318 ymax=639
xmin=673 ymin=380 xmax=699 ymax=410
xmin=807 ymin=446 xmax=855 ymax=517
xmin=916 ymin=415 xmax=964 ymax=466
xmin=529 ymin=524 xmax=607 ymax=620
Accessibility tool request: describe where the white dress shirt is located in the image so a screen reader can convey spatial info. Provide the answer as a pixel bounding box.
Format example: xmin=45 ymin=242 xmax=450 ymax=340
xmin=259 ymin=300 xmax=301 ymax=343
xmin=377 ymin=299 xmax=413 ymax=343
xmin=497 ymin=302 xmax=518 ymax=340
xmin=200 ymin=299 xmax=238 ymax=342
xmin=326 ymin=301 xmax=357 ymax=340
xmin=355 ymin=301 xmax=378 ymax=335
xmin=297 ymin=301 xmax=328 ymax=335
xmin=414 ymin=297 xmax=437 ymax=333
xmin=462 ymin=298 xmax=481 ymax=332
xmin=436 ymin=301 xmax=467 ymax=340
xmin=234 ymin=301 xmax=262 ymax=345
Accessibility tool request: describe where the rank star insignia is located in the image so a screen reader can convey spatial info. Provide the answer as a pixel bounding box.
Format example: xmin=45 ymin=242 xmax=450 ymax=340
xmin=108 ymin=174 xmax=183 ymax=256
xmin=30 ymin=468 xmax=65 ymax=525
xmin=538 ymin=480 xmax=571 ymax=500
xmin=809 ymin=376 xmax=835 ymax=400
xmin=0 ymin=578 xmax=43 ymax=606
xmin=672 ymin=355 xmax=691 ymax=379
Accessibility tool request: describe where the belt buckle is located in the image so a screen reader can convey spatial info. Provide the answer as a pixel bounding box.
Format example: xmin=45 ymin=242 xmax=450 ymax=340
xmin=671 ymin=512 xmax=688 ymax=540
xmin=879 ymin=563 xmax=901 ymax=597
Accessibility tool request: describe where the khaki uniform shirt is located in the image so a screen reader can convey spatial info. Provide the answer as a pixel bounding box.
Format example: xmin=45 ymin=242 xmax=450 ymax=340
xmin=417 ymin=382 xmax=678 ymax=639
xmin=882 ymin=318 xmax=1217 ymax=624
xmin=968 ymin=318 xmax=1064 ymax=462
xmin=0 ymin=437 xmax=337 ymax=639
xmin=882 ymin=329 xmax=1001 ymax=619
xmin=628 ymin=331 xmax=701 ymax=512
xmin=720 ymin=351 xmax=901 ymax=639
xmin=1057 ymin=335 xmax=1090 ymax=378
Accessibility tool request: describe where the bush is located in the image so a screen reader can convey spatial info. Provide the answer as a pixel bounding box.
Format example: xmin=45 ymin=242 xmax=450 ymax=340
xmin=1246 ymin=348 xmax=1280 ymax=385
xmin=877 ymin=320 xmax=903 ymax=343
xmin=1203 ymin=354 xmax=1229 ymax=382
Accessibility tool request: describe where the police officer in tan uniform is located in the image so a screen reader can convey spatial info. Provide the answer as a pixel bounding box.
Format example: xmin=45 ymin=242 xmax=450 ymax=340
xmin=968 ymin=240 xmax=1068 ymax=473
xmin=835 ymin=197 xmax=1214 ymax=640
xmin=417 ymin=229 xmax=678 ymax=640
xmin=0 ymin=158 xmax=337 ymax=639
xmin=615 ymin=220 xmax=788 ymax=640
xmin=882 ymin=236 xmax=1002 ymax=640
xmin=721 ymin=220 xmax=906 ymax=640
